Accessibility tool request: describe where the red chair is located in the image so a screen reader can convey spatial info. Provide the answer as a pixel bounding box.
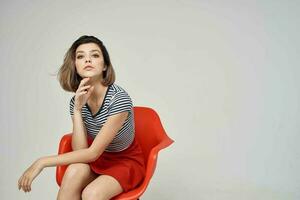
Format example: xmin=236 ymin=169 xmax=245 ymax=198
xmin=56 ymin=106 xmax=174 ymax=200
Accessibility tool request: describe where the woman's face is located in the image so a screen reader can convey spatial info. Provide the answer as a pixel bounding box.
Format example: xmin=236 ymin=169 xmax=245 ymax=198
xmin=75 ymin=42 xmax=106 ymax=80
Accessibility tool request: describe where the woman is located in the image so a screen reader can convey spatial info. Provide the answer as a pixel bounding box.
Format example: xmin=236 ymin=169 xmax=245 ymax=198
xmin=17 ymin=35 xmax=146 ymax=200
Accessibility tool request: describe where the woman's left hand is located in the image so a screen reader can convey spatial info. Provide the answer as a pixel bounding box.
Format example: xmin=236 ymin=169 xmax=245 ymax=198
xmin=18 ymin=159 xmax=44 ymax=193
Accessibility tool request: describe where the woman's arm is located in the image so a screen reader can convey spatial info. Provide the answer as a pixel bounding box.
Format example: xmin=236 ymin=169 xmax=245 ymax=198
xmin=71 ymin=77 xmax=93 ymax=150
xmin=71 ymin=108 xmax=89 ymax=150
xmin=40 ymin=147 xmax=95 ymax=167
xmin=18 ymin=111 xmax=128 ymax=192
xmin=41 ymin=111 xmax=128 ymax=167
xmin=89 ymin=111 xmax=129 ymax=159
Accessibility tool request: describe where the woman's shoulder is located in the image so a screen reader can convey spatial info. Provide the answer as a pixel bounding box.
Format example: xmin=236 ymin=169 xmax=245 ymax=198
xmin=109 ymin=83 xmax=133 ymax=105
xmin=110 ymin=83 xmax=130 ymax=96
xmin=108 ymin=83 xmax=134 ymax=113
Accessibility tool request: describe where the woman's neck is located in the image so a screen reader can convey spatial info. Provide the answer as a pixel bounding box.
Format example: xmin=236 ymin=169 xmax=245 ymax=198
xmin=87 ymin=77 xmax=108 ymax=103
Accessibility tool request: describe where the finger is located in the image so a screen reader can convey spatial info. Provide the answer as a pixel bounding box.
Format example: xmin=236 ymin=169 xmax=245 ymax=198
xmin=23 ymin=176 xmax=29 ymax=192
xmin=22 ymin=177 xmax=27 ymax=192
xmin=18 ymin=176 xmax=23 ymax=190
xmin=19 ymin=177 xmax=23 ymax=191
xmin=78 ymin=85 xmax=91 ymax=92
xmin=18 ymin=180 xmax=22 ymax=190
xmin=28 ymin=179 xmax=33 ymax=192
xmin=26 ymin=185 xmax=30 ymax=192
xmin=86 ymin=86 xmax=94 ymax=96
xmin=79 ymin=77 xmax=90 ymax=87
xmin=20 ymin=176 xmax=24 ymax=189
xmin=18 ymin=176 xmax=21 ymax=189
xmin=25 ymin=177 xmax=30 ymax=192
xmin=20 ymin=177 xmax=25 ymax=191
xmin=18 ymin=174 xmax=24 ymax=184
xmin=77 ymin=83 xmax=91 ymax=94
xmin=78 ymin=83 xmax=91 ymax=91
xmin=78 ymin=91 xmax=88 ymax=96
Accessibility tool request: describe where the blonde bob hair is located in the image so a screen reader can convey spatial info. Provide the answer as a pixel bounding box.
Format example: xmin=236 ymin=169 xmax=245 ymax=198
xmin=57 ymin=35 xmax=115 ymax=92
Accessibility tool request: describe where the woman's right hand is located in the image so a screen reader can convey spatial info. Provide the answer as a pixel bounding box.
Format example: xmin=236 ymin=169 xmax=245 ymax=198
xmin=74 ymin=77 xmax=94 ymax=111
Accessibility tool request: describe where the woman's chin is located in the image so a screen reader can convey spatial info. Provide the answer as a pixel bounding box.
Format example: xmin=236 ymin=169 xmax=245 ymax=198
xmin=82 ymin=73 xmax=95 ymax=78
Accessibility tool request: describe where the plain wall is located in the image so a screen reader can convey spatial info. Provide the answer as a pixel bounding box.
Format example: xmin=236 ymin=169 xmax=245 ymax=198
xmin=1 ymin=0 xmax=299 ymax=199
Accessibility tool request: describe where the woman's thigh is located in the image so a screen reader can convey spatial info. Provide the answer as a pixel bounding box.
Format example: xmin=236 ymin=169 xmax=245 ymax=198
xmin=81 ymin=175 xmax=123 ymax=200
xmin=60 ymin=163 xmax=99 ymax=190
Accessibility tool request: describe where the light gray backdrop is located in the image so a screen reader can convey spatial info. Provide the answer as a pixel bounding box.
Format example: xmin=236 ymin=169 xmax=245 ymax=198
xmin=1 ymin=0 xmax=299 ymax=199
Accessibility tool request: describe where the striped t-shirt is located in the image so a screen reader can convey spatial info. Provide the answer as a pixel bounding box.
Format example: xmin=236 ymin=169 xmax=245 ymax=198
xmin=69 ymin=83 xmax=135 ymax=152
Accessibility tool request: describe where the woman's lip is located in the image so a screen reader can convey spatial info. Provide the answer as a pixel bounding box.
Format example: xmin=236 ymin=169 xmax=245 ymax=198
xmin=84 ymin=66 xmax=94 ymax=70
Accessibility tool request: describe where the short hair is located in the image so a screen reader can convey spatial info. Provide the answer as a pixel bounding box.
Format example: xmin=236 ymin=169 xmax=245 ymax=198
xmin=57 ymin=35 xmax=115 ymax=92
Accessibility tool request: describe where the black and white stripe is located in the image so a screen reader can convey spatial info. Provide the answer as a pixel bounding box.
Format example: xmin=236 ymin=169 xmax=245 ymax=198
xmin=69 ymin=83 xmax=135 ymax=152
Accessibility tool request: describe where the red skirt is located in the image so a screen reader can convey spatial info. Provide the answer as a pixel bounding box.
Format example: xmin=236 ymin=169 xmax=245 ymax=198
xmin=87 ymin=136 xmax=146 ymax=192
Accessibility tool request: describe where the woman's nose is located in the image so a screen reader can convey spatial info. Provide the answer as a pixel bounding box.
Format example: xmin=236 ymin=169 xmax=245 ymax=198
xmin=85 ymin=57 xmax=91 ymax=63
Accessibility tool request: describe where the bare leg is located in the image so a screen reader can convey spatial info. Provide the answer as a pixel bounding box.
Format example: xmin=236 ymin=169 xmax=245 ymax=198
xmin=81 ymin=175 xmax=123 ymax=200
xmin=57 ymin=163 xmax=98 ymax=200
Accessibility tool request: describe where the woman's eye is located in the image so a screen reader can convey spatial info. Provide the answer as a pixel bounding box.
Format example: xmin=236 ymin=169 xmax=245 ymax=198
xmin=76 ymin=54 xmax=99 ymax=59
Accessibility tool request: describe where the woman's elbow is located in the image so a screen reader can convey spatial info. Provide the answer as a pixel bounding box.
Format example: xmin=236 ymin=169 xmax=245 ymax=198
xmin=88 ymin=147 xmax=102 ymax=162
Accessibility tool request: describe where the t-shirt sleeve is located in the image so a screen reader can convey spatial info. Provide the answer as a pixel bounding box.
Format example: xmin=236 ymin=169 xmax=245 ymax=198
xmin=69 ymin=96 xmax=75 ymax=116
xmin=108 ymin=91 xmax=133 ymax=116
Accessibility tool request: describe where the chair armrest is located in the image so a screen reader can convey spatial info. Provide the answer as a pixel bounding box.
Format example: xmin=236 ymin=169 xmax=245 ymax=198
xmin=58 ymin=133 xmax=73 ymax=154
xmin=56 ymin=133 xmax=73 ymax=186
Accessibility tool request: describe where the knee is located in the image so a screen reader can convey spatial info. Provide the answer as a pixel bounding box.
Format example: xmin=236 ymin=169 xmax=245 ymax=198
xmin=60 ymin=163 xmax=90 ymax=188
xmin=58 ymin=164 xmax=92 ymax=200
xmin=81 ymin=186 xmax=107 ymax=200
xmin=63 ymin=163 xmax=90 ymax=182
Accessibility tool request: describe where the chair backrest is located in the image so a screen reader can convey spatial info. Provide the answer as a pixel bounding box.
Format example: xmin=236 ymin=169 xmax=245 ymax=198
xmin=133 ymin=106 xmax=172 ymax=163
